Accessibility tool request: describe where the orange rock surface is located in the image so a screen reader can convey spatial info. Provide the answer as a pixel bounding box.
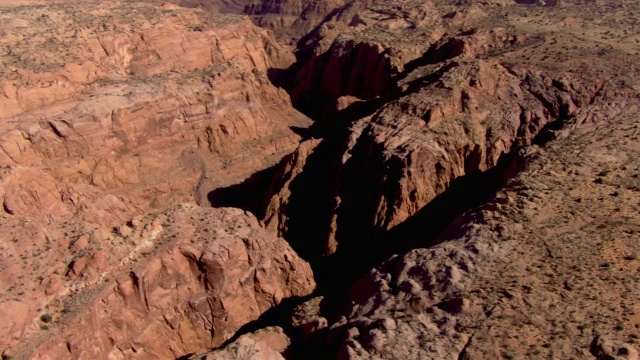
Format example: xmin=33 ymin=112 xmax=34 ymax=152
xmin=11 ymin=206 xmax=314 ymax=359
xmin=0 ymin=1 xmax=316 ymax=358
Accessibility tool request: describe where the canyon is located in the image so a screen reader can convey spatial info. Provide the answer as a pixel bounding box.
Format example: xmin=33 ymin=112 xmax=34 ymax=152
xmin=1 ymin=0 xmax=640 ymax=359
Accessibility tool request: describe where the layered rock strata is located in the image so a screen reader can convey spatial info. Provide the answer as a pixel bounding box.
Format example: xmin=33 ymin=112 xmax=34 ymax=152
xmin=6 ymin=206 xmax=315 ymax=359
xmin=261 ymin=0 xmax=640 ymax=270
xmin=329 ymin=98 xmax=640 ymax=358
xmin=0 ymin=2 xmax=317 ymax=358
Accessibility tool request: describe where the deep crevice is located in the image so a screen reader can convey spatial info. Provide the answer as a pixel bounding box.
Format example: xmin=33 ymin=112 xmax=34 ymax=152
xmin=207 ymin=96 xmax=384 ymax=221
xmin=312 ymin=144 xmax=527 ymax=324
xmin=201 ymin=135 xmax=535 ymax=359
xmin=207 ymin=163 xmax=279 ymax=219
xmin=201 ymin=105 xmax=574 ymax=360
xmin=199 ymin=10 xmax=584 ymax=358
xmin=217 ymin=295 xmax=314 ymax=349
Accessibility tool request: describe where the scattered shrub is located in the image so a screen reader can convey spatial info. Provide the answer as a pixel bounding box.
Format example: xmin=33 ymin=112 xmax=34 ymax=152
xmin=40 ymin=314 xmax=52 ymax=323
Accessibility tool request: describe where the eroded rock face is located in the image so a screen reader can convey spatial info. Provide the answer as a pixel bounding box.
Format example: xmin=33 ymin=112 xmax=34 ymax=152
xmin=193 ymin=326 xmax=291 ymax=360
xmin=261 ymin=0 xmax=640 ymax=269
xmin=328 ymin=98 xmax=640 ymax=358
xmin=0 ymin=2 xmax=317 ymax=358
xmin=244 ymin=0 xmax=349 ymax=44
xmin=10 ymin=206 xmax=314 ymax=359
xmin=287 ymin=0 xmax=495 ymax=116
xmin=3 ymin=0 xmax=640 ymax=359
xmin=0 ymin=1 xmax=311 ymax=211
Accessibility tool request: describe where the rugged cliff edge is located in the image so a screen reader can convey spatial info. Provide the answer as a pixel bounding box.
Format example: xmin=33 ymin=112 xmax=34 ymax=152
xmin=0 ymin=1 xmax=311 ymax=210
xmin=328 ymin=99 xmax=640 ymax=358
xmin=8 ymin=206 xmax=315 ymax=359
xmin=0 ymin=2 xmax=318 ymax=358
xmin=240 ymin=0 xmax=640 ymax=358
xmin=261 ymin=0 xmax=638 ymax=273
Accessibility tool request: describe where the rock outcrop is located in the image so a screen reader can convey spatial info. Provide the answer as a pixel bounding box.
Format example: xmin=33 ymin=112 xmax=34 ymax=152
xmin=244 ymin=0 xmax=349 ymax=45
xmin=3 ymin=0 xmax=640 ymax=359
xmin=261 ymin=0 xmax=639 ymax=276
xmin=0 ymin=1 xmax=311 ymax=211
xmin=0 ymin=2 xmax=317 ymax=358
xmin=286 ymin=0 xmax=493 ymax=116
xmin=7 ymin=206 xmax=314 ymax=359
xmin=328 ymin=98 xmax=640 ymax=358
xmin=192 ymin=326 xmax=291 ymax=360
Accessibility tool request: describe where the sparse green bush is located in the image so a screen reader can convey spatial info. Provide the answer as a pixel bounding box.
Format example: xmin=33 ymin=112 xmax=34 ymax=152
xmin=40 ymin=314 xmax=52 ymax=323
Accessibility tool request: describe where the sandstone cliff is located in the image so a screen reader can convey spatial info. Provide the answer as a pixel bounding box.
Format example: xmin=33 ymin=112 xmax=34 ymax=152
xmin=244 ymin=0 xmax=349 ymax=44
xmin=251 ymin=1 xmax=640 ymax=358
xmin=6 ymin=206 xmax=314 ymax=359
xmin=192 ymin=326 xmax=291 ymax=360
xmin=3 ymin=0 xmax=640 ymax=359
xmin=261 ymin=0 xmax=640 ymax=275
xmin=0 ymin=2 xmax=318 ymax=358
xmin=328 ymin=98 xmax=640 ymax=358
xmin=0 ymin=1 xmax=311 ymax=212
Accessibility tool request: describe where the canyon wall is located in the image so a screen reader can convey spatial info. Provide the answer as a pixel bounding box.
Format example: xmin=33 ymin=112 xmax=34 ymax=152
xmin=0 ymin=2 xmax=318 ymax=358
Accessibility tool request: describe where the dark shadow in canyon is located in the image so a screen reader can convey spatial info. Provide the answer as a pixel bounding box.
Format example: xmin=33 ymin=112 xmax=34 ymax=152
xmin=206 ymin=96 xmax=384 ymax=219
xmin=206 ymin=66 xmax=539 ymax=354
xmin=281 ymin=145 xmax=528 ymax=360
xmin=532 ymin=113 xmax=569 ymax=146
xmin=379 ymin=148 xmax=525 ymax=258
xmin=316 ymin=144 xmax=525 ymax=302
xmin=207 ymin=163 xmax=279 ymax=219
xmin=204 ymin=19 xmax=575 ymax=357
xmin=213 ymin=294 xmax=315 ymax=349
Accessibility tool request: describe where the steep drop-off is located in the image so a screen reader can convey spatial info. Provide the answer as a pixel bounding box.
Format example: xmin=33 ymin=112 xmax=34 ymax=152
xmin=260 ymin=0 xmax=629 ymax=283
xmin=11 ymin=206 xmax=315 ymax=359
xmin=0 ymin=2 xmax=318 ymax=358
xmin=328 ymin=98 xmax=640 ymax=358
xmin=211 ymin=0 xmax=640 ymax=358
xmin=0 ymin=1 xmax=311 ymax=210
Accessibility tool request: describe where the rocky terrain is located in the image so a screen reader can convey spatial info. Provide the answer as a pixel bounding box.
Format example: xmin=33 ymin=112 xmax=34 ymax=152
xmin=0 ymin=1 xmax=315 ymax=358
xmin=327 ymin=99 xmax=640 ymax=358
xmin=1 ymin=0 xmax=640 ymax=359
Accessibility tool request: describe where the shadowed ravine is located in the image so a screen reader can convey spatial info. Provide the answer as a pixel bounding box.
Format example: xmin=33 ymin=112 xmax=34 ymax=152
xmin=206 ymin=73 xmax=569 ymax=360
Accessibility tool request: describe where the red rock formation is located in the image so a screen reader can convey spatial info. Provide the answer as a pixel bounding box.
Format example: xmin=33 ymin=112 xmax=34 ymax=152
xmin=291 ymin=37 xmax=399 ymax=116
xmin=11 ymin=206 xmax=314 ymax=359
xmin=254 ymin=7 xmax=640 ymax=314
xmin=328 ymin=98 xmax=640 ymax=358
xmin=0 ymin=2 xmax=317 ymax=357
xmin=264 ymin=57 xmax=605 ymax=264
xmin=244 ymin=0 xmax=349 ymax=44
xmin=285 ymin=0 xmax=516 ymax=115
xmin=3 ymin=0 xmax=640 ymax=359
xmin=0 ymin=2 xmax=311 ymax=212
xmin=193 ymin=326 xmax=291 ymax=360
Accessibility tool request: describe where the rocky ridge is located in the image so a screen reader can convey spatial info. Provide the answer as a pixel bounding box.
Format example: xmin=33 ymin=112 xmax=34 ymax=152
xmin=259 ymin=0 xmax=640 ymax=274
xmin=0 ymin=1 xmax=310 ymax=208
xmin=0 ymin=1 xmax=318 ymax=358
xmin=241 ymin=0 xmax=640 ymax=358
xmin=16 ymin=206 xmax=314 ymax=359
xmin=328 ymin=98 xmax=640 ymax=358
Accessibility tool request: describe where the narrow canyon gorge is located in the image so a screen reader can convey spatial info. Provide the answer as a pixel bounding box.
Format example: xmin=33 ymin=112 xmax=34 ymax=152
xmin=1 ymin=0 xmax=639 ymax=359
